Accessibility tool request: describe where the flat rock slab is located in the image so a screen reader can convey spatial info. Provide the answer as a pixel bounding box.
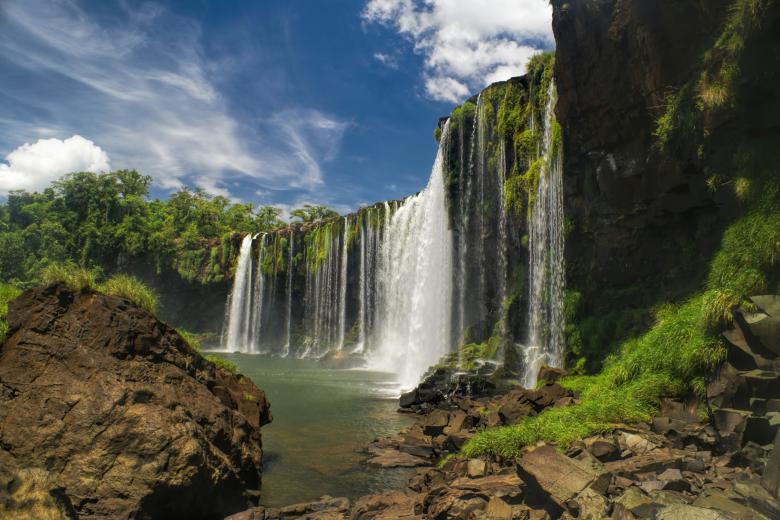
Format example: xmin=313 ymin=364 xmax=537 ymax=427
xmin=366 ymin=449 xmax=431 ymax=468
xmin=517 ymin=444 xmax=610 ymax=505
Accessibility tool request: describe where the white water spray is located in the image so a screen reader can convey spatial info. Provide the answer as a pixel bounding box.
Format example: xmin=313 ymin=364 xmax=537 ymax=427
xmin=224 ymin=234 xmax=254 ymax=352
xmin=371 ymin=121 xmax=454 ymax=390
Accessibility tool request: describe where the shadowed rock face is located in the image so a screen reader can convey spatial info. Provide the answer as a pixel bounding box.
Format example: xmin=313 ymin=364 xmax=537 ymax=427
xmin=0 ymin=283 xmax=271 ymax=520
xmin=551 ymin=0 xmax=780 ymax=315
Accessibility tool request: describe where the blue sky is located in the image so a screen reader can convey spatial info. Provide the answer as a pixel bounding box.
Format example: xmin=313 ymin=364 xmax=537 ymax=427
xmin=0 ymin=0 xmax=553 ymax=216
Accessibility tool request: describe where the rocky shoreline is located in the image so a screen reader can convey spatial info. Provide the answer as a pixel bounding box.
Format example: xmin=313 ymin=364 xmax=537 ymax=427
xmin=227 ymin=304 xmax=780 ymax=520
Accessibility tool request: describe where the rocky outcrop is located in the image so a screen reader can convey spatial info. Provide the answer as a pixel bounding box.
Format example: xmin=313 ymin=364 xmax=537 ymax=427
xmin=0 ymin=283 xmax=271 ymax=519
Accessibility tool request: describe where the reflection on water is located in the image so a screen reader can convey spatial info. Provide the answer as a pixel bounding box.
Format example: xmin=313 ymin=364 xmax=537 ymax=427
xmin=218 ymin=354 xmax=415 ymax=507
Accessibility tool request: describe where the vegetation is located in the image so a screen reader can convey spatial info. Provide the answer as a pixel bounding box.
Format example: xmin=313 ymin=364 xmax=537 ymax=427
xmin=0 ymin=170 xmax=292 ymax=287
xmin=205 ymin=353 xmax=239 ymax=374
xmin=39 ymin=262 xmax=160 ymax=313
xmin=290 ymin=204 xmax=339 ymax=223
xmin=100 ymin=274 xmax=159 ymax=314
xmin=0 ymin=283 xmax=22 ymax=344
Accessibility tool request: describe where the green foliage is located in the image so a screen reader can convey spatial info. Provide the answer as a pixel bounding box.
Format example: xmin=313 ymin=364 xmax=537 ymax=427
xmin=0 ymin=283 xmax=22 ymax=344
xmin=40 ymin=262 xmax=99 ymax=292
xmin=39 ymin=263 xmax=160 ymax=315
xmin=290 ymin=204 xmax=339 ymax=223
xmin=176 ymin=328 xmax=202 ymax=352
xmin=655 ymin=85 xmax=700 ymax=154
xmin=99 ymin=274 xmax=158 ymax=314
xmin=434 ymin=126 xmax=442 ymax=143
xmin=0 ymin=171 xmax=284 ymax=287
xmin=205 ymin=353 xmax=239 ymax=374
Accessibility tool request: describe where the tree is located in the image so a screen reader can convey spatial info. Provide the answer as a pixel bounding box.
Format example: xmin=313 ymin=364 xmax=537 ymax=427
xmin=290 ymin=204 xmax=339 ymax=223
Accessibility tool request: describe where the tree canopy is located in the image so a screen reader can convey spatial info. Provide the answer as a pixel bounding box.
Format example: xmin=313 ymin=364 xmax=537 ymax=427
xmin=0 ymin=170 xmax=337 ymax=286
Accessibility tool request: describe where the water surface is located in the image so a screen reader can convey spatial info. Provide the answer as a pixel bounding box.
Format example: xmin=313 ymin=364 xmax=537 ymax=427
xmin=219 ymin=354 xmax=415 ymax=507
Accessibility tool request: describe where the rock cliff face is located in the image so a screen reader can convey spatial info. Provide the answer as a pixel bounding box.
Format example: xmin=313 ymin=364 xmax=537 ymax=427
xmin=0 ymin=283 xmax=271 ymax=519
xmin=552 ymin=0 xmax=780 ymax=366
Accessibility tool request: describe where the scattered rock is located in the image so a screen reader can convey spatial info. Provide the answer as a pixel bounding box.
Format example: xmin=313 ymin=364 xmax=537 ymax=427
xmin=517 ymin=444 xmax=610 ymax=506
xmin=467 ymin=459 xmax=487 ymax=478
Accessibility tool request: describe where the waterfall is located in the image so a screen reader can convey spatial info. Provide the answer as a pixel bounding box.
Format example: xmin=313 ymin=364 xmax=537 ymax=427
xmin=371 ymin=120 xmax=454 ymax=390
xmin=525 ymin=82 xmax=565 ymax=387
xmin=250 ymin=234 xmax=267 ymax=353
xmin=338 ymin=218 xmax=349 ymax=349
xmin=357 ymin=223 xmax=367 ymax=353
xmin=224 ymin=234 xmax=254 ymax=352
xmin=282 ymin=230 xmax=294 ymax=357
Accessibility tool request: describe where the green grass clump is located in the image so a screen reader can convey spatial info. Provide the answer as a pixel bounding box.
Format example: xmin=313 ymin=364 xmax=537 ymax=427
xmin=176 ymin=328 xmax=202 ymax=353
xmin=205 ymin=353 xmax=239 ymax=374
xmin=98 ymin=274 xmax=158 ymax=314
xmin=0 ymin=283 xmax=22 ymax=344
xmin=464 ymin=293 xmax=724 ymax=458
xmin=40 ymin=262 xmax=99 ymax=292
xmin=39 ymin=263 xmax=160 ymax=315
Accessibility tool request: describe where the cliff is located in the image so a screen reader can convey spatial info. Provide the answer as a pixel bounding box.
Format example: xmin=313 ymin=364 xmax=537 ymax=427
xmin=552 ymin=0 xmax=780 ymax=369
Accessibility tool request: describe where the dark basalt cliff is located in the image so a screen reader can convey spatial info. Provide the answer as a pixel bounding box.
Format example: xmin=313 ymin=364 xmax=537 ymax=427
xmin=552 ymin=0 xmax=780 ymax=367
xmin=0 ymin=283 xmax=271 ymax=519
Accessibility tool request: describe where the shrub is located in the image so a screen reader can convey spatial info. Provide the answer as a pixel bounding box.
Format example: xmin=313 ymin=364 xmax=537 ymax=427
xmin=99 ymin=274 xmax=159 ymax=314
xmin=40 ymin=262 xmax=99 ymax=292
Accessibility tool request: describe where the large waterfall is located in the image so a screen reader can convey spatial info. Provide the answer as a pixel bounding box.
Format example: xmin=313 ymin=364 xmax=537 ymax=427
xmin=221 ymin=67 xmax=565 ymax=390
xmin=371 ymin=121 xmax=453 ymax=389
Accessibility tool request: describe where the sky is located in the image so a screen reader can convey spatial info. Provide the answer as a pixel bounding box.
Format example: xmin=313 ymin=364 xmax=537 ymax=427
xmin=0 ymin=0 xmax=553 ymax=217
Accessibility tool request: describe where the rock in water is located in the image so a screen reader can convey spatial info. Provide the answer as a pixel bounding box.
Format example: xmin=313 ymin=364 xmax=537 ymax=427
xmin=0 ymin=283 xmax=272 ymax=519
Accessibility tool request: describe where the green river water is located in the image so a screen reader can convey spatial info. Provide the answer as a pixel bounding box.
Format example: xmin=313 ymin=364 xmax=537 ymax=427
xmin=217 ymin=354 xmax=416 ymax=507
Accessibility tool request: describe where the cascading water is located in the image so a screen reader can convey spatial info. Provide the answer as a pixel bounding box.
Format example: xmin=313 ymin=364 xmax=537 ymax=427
xmin=524 ymin=82 xmax=565 ymax=387
xmin=224 ymin=234 xmax=254 ymax=352
xmin=371 ymin=121 xmax=454 ymax=390
xmin=221 ymin=69 xmax=564 ymax=391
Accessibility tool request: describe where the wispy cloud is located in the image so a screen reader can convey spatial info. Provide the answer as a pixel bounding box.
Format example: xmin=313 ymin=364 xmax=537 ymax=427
xmin=0 ymin=0 xmax=349 ymax=198
xmin=362 ymin=0 xmax=553 ymax=103
xmin=373 ymin=52 xmax=399 ymax=69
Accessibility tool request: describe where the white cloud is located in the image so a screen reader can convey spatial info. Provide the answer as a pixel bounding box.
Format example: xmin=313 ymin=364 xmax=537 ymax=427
xmin=363 ymin=0 xmax=553 ymax=103
xmin=373 ymin=52 xmax=399 ymax=69
xmin=0 ymin=135 xmax=110 ymax=194
xmin=0 ymin=1 xmax=349 ymax=199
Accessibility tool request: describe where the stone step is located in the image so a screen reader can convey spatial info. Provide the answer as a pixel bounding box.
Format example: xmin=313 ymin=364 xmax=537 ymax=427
xmin=737 ymin=370 xmax=780 ymax=400
xmin=749 ymin=398 xmax=780 ymax=415
xmin=734 ymin=296 xmax=780 ymax=358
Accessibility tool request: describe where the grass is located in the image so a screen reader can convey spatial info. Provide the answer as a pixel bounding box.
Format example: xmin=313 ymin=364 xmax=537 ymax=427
xmin=39 ymin=262 xmax=160 ymax=315
xmin=99 ymin=274 xmax=158 ymax=314
xmin=176 ymin=328 xmax=202 ymax=353
xmin=0 ymin=283 xmax=22 ymax=344
xmin=40 ymin=262 xmax=99 ymax=292
xmin=205 ymin=353 xmax=239 ymax=374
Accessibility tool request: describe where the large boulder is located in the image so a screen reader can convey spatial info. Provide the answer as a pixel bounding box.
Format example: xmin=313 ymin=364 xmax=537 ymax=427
xmin=0 ymin=284 xmax=271 ymax=519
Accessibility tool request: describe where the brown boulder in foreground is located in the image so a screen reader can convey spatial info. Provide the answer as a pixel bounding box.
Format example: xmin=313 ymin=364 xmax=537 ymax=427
xmin=0 ymin=283 xmax=271 ymax=519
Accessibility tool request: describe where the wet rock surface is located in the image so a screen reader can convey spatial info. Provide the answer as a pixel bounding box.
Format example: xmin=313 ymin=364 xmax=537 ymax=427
xmin=0 ymin=284 xmax=271 ymax=520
